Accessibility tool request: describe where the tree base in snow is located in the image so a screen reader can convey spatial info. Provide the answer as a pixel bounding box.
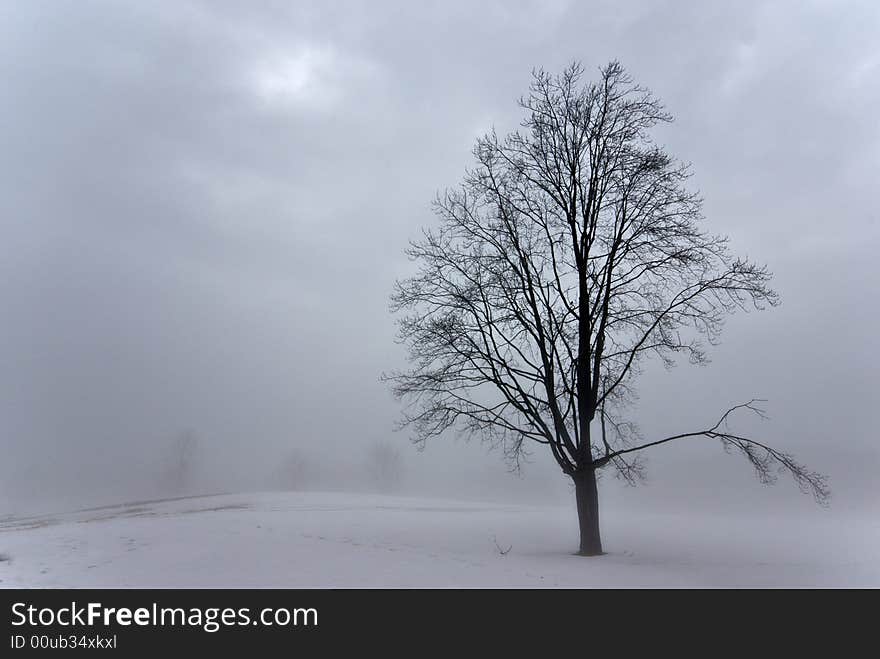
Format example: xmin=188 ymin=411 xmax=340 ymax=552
xmin=575 ymin=550 xmax=606 ymax=557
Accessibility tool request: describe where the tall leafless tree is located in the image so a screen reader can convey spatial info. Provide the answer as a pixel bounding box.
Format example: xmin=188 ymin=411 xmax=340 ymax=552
xmin=384 ymin=61 xmax=828 ymax=555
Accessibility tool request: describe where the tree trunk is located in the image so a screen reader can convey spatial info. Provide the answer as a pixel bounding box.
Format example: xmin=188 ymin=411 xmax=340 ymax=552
xmin=573 ymin=468 xmax=603 ymax=556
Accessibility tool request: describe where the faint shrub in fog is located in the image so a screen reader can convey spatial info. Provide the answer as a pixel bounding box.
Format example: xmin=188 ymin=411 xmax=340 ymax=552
xmin=366 ymin=441 xmax=403 ymax=493
xmin=492 ymin=536 xmax=512 ymax=555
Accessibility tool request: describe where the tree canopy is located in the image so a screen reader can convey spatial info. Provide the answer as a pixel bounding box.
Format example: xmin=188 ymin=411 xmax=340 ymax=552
xmin=385 ymin=62 xmax=828 ymax=507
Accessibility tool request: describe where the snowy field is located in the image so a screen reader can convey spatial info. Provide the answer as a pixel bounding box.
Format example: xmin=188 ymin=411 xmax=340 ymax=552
xmin=1 ymin=491 xmax=877 ymax=588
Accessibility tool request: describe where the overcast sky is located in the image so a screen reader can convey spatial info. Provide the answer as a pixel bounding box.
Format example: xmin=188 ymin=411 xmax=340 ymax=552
xmin=1 ymin=0 xmax=877 ymax=514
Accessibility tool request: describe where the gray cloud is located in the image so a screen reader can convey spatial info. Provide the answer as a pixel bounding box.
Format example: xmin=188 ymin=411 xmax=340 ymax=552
xmin=1 ymin=0 xmax=877 ymax=513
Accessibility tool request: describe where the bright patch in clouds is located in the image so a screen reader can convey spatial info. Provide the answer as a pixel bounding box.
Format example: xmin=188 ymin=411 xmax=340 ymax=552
xmin=252 ymin=45 xmax=336 ymax=107
xmin=251 ymin=44 xmax=376 ymax=110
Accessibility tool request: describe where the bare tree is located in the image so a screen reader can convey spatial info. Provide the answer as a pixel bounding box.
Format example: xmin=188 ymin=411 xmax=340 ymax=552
xmin=384 ymin=61 xmax=828 ymax=556
xmin=366 ymin=441 xmax=403 ymax=493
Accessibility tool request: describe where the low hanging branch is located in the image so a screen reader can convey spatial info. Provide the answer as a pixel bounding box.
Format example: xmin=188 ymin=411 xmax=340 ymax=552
xmin=384 ymin=61 xmax=829 ymax=554
xmin=594 ymin=401 xmax=829 ymax=503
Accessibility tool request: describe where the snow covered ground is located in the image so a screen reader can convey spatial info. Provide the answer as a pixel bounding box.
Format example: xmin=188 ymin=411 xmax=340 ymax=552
xmin=1 ymin=491 xmax=877 ymax=588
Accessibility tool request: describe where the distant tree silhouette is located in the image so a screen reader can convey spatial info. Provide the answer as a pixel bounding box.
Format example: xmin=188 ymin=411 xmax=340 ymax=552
xmin=166 ymin=429 xmax=199 ymax=495
xmin=272 ymin=449 xmax=311 ymax=491
xmin=366 ymin=441 xmax=403 ymax=493
xmin=384 ymin=61 xmax=828 ymax=555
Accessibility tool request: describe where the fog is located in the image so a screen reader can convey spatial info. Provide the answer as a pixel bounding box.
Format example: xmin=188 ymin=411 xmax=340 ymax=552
xmin=1 ymin=0 xmax=877 ymax=519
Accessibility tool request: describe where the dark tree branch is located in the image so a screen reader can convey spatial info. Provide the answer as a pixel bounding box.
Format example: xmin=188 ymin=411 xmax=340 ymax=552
xmin=594 ymin=401 xmax=830 ymax=503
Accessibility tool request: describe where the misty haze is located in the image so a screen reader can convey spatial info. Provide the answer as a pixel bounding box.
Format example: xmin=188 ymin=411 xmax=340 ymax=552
xmin=1 ymin=0 xmax=878 ymax=588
